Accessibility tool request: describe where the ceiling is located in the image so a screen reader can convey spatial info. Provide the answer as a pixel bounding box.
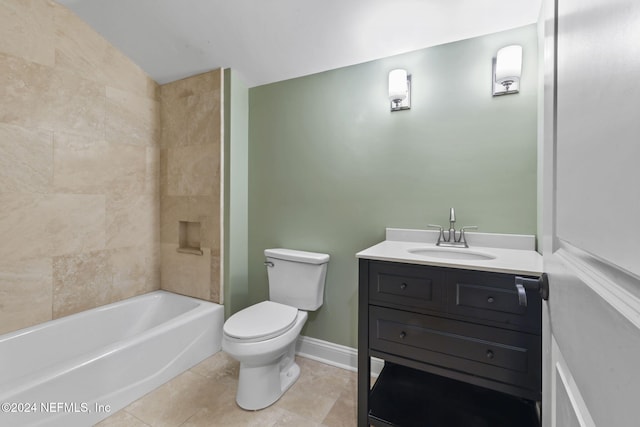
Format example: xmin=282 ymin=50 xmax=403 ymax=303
xmin=57 ymin=0 xmax=541 ymax=87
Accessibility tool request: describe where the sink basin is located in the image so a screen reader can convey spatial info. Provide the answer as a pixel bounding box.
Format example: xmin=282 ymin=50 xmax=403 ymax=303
xmin=407 ymin=247 xmax=496 ymax=261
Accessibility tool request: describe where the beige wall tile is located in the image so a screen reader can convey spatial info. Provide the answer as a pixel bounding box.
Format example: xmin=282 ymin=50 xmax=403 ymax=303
xmin=166 ymin=144 xmax=218 ymax=196
xmin=160 ymin=195 xmax=184 ymax=245
xmin=105 ymin=86 xmax=160 ymax=147
xmin=0 ymin=193 xmax=106 ymax=262
xmin=160 ymin=195 xmax=216 ymax=247
xmin=187 ymin=89 xmax=221 ymax=147
xmin=0 ymin=0 xmax=55 ymax=67
xmin=159 ymin=70 xmax=221 ymax=149
xmin=210 ymin=254 xmax=221 ymax=303
xmin=53 ymin=132 xmax=146 ymax=195
xmin=53 ymin=2 xmax=157 ymax=100
xmin=159 ymin=76 xmax=194 ymax=101
xmin=0 ymin=123 xmax=53 ymax=193
xmin=0 ymin=0 xmax=160 ymax=336
xmin=160 ymin=244 xmax=211 ymax=301
xmin=106 ymin=194 xmax=158 ymax=250
xmin=53 ymin=246 xmax=159 ymax=319
xmin=159 ymin=90 xmax=189 ymax=149
xmin=209 ymin=199 xmax=221 ymax=252
xmin=110 ymin=246 xmax=160 ymax=300
xmin=0 ymin=53 xmax=106 ymax=134
xmin=52 ymin=250 xmax=112 ymax=318
xmin=159 ymin=70 xmax=222 ymax=303
xmin=102 ymin=45 xmax=158 ymax=100
xmin=179 ymin=70 xmax=221 ymax=96
xmin=159 ymin=148 xmax=168 ymax=196
xmin=0 ymin=257 xmax=53 ymax=334
xmin=53 ymin=1 xmax=112 ymax=82
xmin=0 ymin=52 xmax=53 ymax=128
xmin=44 ymin=68 xmax=106 ymax=135
xmin=144 ymin=146 xmax=160 ymax=195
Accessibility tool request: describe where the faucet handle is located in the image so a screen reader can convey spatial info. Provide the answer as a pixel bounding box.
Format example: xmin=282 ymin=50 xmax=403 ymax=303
xmin=458 ymin=225 xmax=478 ymax=246
xmin=427 ymin=224 xmax=444 ymax=245
xmin=449 ymin=208 xmax=456 ymax=223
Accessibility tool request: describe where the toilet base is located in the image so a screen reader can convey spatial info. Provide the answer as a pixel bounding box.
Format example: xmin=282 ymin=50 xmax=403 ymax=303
xmin=223 ymin=310 xmax=309 ymax=411
xmin=235 ymin=344 xmax=300 ymax=411
xmin=279 ymin=359 xmax=300 ymax=395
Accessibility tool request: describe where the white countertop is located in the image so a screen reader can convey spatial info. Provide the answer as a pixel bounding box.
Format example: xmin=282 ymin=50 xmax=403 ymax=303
xmin=356 ymin=228 xmax=543 ymax=276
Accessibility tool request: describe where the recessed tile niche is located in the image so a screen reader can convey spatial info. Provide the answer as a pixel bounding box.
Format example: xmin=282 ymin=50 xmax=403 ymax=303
xmin=177 ymin=221 xmax=203 ymax=255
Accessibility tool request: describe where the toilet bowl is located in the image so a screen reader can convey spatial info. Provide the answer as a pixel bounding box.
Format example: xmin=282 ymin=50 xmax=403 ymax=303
xmin=222 ymin=302 xmax=307 ymax=410
xmin=222 ymin=248 xmax=329 ymax=410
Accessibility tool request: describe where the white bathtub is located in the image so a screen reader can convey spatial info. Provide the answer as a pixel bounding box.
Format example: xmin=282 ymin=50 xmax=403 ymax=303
xmin=0 ymin=290 xmax=223 ymax=427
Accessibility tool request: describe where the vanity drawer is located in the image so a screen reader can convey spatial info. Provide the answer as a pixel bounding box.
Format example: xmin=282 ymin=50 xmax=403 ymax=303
xmin=369 ymin=306 xmax=541 ymax=393
xmin=368 ymin=261 xmax=445 ymax=311
xmin=447 ymin=270 xmax=542 ymax=334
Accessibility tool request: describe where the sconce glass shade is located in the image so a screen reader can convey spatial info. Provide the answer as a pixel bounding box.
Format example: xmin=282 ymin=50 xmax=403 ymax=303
xmin=389 ymin=69 xmax=408 ymax=102
xmin=493 ymin=45 xmax=522 ymax=96
xmin=389 ymin=69 xmax=411 ymax=111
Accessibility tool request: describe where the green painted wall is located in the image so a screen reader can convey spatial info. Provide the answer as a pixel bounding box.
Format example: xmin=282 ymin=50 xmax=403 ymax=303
xmin=247 ymin=25 xmax=538 ymax=348
xmin=223 ymin=69 xmax=250 ymax=318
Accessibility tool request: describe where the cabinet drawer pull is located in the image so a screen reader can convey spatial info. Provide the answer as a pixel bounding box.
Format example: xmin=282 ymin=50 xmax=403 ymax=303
xmin=400 ymin=283 xmax=407 ymax=290
xmin=399 ymin=331 xmax=406 ymax=339
xmin=515 ymin=273 xmax=550 ymax=304
xmin=486 ymin=350 xmax=495 ymax=359
xmin=487 ymin=296 xmax=494 ymax=303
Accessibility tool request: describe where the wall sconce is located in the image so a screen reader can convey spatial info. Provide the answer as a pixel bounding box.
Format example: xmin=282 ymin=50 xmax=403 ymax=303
xmin=493 ymin=45 xmax=522 ymax=96
xmin=389 ymin=69 xmax=411 ymax=111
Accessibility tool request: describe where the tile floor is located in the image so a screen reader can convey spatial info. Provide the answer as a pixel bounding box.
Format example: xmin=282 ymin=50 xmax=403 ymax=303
xmin=95 ymin=353 xmax=357 ymax=427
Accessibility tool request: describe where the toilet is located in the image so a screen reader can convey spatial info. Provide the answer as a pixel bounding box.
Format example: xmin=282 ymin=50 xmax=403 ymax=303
xmin=222 ymin=248 xmax=330 ymax=410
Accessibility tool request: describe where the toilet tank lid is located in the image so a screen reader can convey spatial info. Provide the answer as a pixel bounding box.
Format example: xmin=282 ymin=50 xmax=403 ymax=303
xmin=264 ymin=248 xmax=329 ymax=264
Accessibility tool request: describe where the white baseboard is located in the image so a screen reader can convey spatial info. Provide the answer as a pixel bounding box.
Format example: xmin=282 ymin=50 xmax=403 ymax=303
xmin=295 ymin=335 xmax=383 ymax=376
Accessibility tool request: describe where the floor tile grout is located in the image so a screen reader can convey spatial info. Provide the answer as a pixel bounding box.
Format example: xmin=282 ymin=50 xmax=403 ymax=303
xmin=96 ymin=353 xmax=357 ymax=427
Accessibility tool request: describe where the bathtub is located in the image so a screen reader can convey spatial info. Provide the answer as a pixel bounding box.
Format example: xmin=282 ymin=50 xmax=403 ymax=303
xmin=0 ymin=290 xmax=224 ymax=427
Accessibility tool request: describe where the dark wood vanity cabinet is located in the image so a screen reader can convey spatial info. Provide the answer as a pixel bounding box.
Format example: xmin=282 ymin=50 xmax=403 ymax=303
xmin=358 ymin=259 xmax=542 ymax=427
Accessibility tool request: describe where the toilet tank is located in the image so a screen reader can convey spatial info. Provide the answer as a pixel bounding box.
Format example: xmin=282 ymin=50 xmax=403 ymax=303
xmin=264 ymin=248 xmax=330 ymax=311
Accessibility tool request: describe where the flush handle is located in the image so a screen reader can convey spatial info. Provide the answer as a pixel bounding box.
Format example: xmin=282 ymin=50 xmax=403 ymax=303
xmin=264 ymin=261 xmax=274 ymax=267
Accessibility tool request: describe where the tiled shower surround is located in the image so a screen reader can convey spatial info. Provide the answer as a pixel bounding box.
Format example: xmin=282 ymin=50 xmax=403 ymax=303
xmin=0 ymin=0 xmax=222 ymax=335
xmin=159 ymin=70 xmax=223 ymax=303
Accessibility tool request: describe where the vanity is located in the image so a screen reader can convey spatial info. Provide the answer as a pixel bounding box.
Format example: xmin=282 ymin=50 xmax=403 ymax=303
xmin=356 ymin=228 xmax=545 ymax=427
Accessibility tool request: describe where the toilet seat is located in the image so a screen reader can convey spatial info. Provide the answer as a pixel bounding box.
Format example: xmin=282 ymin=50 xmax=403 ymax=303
xmin=224 ymin=301 xmax=298 ymax=342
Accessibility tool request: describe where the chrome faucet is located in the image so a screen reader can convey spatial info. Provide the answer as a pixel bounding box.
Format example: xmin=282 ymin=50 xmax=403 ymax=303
xmin=428 ymin=207 xmax=477 ymax=248
xmin=447 ymin=207 xmax=456 ymax=242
